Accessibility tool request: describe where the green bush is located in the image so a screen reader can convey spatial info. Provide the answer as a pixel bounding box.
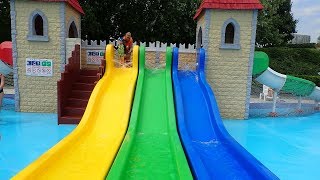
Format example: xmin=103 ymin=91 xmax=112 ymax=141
xmin=255 ymin=47 xmax=320 ymax=77
xmin=286 ymin=43 xmax=316 ymax=49
xmin=295 ymin=75 xmax=320 ymax=86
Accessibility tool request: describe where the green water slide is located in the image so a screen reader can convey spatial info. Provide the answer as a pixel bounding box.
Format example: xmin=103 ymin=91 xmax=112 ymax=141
xmin=254 ymin=51 xmax=317 ymax=97
xmin=107 ymin=46 xmax=192 ymax=179
xmin=282 ymin=75 xmax=315 ymax=96
xmin=253 ymin=51 xmax=269 ymax=76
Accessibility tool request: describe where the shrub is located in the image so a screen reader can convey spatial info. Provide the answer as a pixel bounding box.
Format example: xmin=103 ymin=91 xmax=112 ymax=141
xmin=286 ymin=43 xmax=316 ymax=49
xmin=255 ymin=47 xmax=320 ymax=76
xmin=294 ymin=75 xmax=320 ymax=86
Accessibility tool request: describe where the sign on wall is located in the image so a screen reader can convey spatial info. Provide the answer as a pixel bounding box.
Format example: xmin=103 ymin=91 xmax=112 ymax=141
xmin=26 ymin=58 xmax=53 ymax=77
xmin=87 ymin=50 xmax=104 ymax=65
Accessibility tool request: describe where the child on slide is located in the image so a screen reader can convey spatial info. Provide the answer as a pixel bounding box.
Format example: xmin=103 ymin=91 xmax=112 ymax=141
xmin=122 ymin=32 xmax=133 ymax=64
xmin=116 ymin=37 xmax=125 ymax=66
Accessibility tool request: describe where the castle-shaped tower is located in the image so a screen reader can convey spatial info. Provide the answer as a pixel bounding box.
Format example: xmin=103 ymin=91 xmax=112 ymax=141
xmin=194 ymin=0 xmax=263 ymax=119
xmin=10 ymin=0 xmax=83 ymax=112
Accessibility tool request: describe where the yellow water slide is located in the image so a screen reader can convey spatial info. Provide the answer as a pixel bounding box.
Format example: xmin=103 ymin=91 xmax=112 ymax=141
xmin=12 ymin=45 xmax=139 ymax=179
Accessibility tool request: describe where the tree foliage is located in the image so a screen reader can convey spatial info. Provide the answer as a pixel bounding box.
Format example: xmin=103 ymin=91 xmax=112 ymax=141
xmin=0 ymin=0 xmax=297 ymax=46
xmin=80 ymin=0 xmax=297 ymax=45
xmin=256 ymin=47 xmax=320 ymax=77
xmin=256 ymin=0 xmax=297 ymax=47
xmin=80 ymin=0 xmax=201 ymax=44
xmin=0 ymin=0 xmax=11 ymax=43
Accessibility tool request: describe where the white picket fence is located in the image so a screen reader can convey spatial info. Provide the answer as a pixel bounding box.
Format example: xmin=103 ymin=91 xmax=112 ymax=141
xmin=81 ymin=40 xmax=196 ymax=53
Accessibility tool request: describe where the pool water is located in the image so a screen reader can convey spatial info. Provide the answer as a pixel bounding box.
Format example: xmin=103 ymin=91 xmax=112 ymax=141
xmin=1 ymin=96 xmax=320 ymax=179
xmin=224 ymin=113 xmax=320 ymax=180
xmin=0 ymin=97 xmax=76 ymax=179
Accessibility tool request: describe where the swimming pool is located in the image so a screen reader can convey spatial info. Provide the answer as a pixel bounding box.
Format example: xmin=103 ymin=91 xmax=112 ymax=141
xmin=1 ymin=95 xmax=320 ymax=179
xmin=0 ymin=97 xmax=76 ymax=179
xmin=224 ymin=113 xmax=320 ymax=180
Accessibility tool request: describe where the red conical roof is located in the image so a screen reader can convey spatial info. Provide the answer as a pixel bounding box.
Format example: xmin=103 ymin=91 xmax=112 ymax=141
xmin=33 ymin=0 xmax=84 ymax=14
xmin=194 ymin=0 xmax=263 ymax=19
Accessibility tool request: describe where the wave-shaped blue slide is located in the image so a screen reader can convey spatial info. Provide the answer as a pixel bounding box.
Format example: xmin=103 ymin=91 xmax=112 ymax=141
xmin=172 ymin=48 xmax=278 ymax=179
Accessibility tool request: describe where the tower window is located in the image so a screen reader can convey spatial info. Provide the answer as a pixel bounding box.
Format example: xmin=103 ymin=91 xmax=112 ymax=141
xmin=68 ymin=21 xmax=79 ymax=38
xmin=27 ymin=10 xmax=49 ymax=42
xmin=225 ymin=23 xmax=234 ymax=44
xmin=220 ymin=18 xmax=240 ymax=50
xmin=197 ymin=27 xmax=203 ymax=49
xmin=34 ymin=15 xmax=44 ymax=36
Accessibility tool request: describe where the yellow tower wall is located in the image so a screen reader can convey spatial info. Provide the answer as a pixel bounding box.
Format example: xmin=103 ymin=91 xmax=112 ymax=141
xmin=14 ymin=1 xmax=62 ymax=112
xmin=196 ymin=12 xmax=205 ymax=48
xmin=206 ymin=10 xmax=255 ymax=119
xmin=65 ymin=4 xmax=81 ymax=32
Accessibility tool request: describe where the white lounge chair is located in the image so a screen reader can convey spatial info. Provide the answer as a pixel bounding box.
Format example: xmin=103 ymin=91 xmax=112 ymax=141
xmin=260 ymin=85 xmax=274 ymax=101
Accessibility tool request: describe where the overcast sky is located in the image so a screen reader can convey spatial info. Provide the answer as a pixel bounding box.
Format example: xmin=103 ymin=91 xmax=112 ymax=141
xmin=291 ymin=0 xmax=320 ymax=42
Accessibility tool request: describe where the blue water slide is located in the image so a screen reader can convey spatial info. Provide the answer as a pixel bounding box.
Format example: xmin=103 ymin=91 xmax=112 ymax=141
xmin=172 ymin=47 xmax=278 ymax=179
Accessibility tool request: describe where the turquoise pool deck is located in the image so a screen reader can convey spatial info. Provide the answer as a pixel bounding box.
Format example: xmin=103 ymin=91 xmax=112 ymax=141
xmin=1 ymin=96 xmax=320 ymax=179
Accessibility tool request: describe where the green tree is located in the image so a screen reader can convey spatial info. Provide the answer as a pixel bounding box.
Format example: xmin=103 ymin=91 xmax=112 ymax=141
xmin=256 ymin=0 xmax=297 ymax=47
xmin=0 ymin=0 xmax=298 ymax=46
xmin=0 ymin=0 xmax=11 ymax=43
xmin=80 ymin=0 xmax=200 ymax=44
